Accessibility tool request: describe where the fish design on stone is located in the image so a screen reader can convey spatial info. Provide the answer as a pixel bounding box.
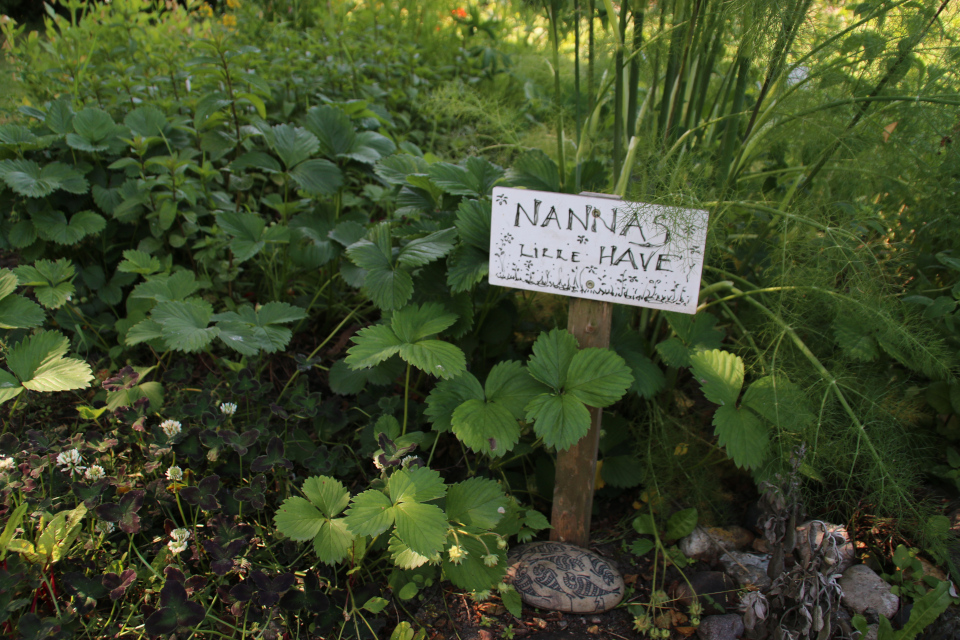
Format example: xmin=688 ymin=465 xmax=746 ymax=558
xmin=551 ymin=554 xmax=586 ymax=572
xmin=588 ymin=555 xmax=617 ymax=586
xmin=562 ymin=573 xmax=620 ymax=598
xmin=531 ymin=564 xmax=564 ymax=593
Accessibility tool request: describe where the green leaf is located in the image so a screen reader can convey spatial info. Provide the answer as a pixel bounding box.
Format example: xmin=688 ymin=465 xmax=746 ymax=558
xmin=6 ymin=330 xmax=70 ymax=382
xmin=452 ymin=399 xmax=520 ymax=457
xmin=0 ymin=124 xmax=37 ymax=146
xmin=346 ymin=324 xmax=404 ymax=369
xmin=741 ymin=376 xmax=812 ymax=431
xmin=0 ymin=295 xmax=45 ymax=330
xmin=398 ymin=228 xmax=458 ymax=268
xmin=600 ymin=455 xmax=645 ymax=488
xmin=632 ymin=514 xmax=657 ymax=536
xmin=131 ymin=271 xmax=200 ymax=302
xmin=391 ymin=302 xmax=458 ymax=343
xmin=565 ymin=348 xmax=633 ymax=407
xmin=833 ymin=315 xmax=880 ymax=361
xmin=303 ymin=105 xmax=356 ymax=159
xmin=0 ymin=159 xmax=88 ymax=197
xmin=24 ymin=356 xmax=94 ymax=392
xmin=655 ymin=337 xmax=690 ymax=368
xmin=32 ymin=209 xmax=105 ymax=246
xmin=389 ymin=534 xmax=432 ymax=570
xmin=213 ymin=302 xmax=306 ymax=354
xmin=893 ymin=580 xmax=952 ymax=640
xmin=445 ymin=478 xmax=507 ymax=529
xmin=526 ymin=392 xmax=591 ymax=451
xmin=389 ymin=467 xmax=448 ymax=504
xmin=455 ymin=199 xmax=492 ymax=250
xmin=344 ymin=489 xmax=395 ymax=537
xmin=9 ymin=219 xmax=38 ymax=248
xmin=500 ymin=584 xmax=523 ymax=618
xmin=362 ymin=596 xmax=390 ymax=614
xmin=69 ymin=108 xmax=121 ymax=151
xmin=665 ymin=508 xmax=698 ymax=540
xmin=442 ymin=534 xmax=507 ymax=591
xmin=689 ymin=349 xmax=743 ymax=407
xmin=665 ymin=312 xmax=724 ymax=351
xmin=124 ymin=319 xmax=165 ymax=346
xmin=620 ymin=350 xmax=665 ymax=399
xmin=425 ymin=374 xmax=485 ymax=433
xmin=375 ymin=154 xmax=429 ymax=186
xmin=124 ymin=106 xmax=167 ymax=138
xmin=302 ymin=476 xmax=351 ymax=518
xmin=364 ymin=266 xmax=415 ymax=310
xmin=399 ymin=340 xmax=466 ymax=379
xmin=712 ymin=405 xmax=769 ymax=470
xmin=0 ymin=369 xmax=24 ymax=405
xmin=216 ymin=212 xmax=266 ymax=263
xmin=117 ymin=250 xmax=161 ymax=275
xmin=152 ymin=299 xmax=219 ymax=352
xmin=394 ymin=501 xmax=449 ymax=557
xmin=427 ymin=157 xmax=504 ymax=198
xmin=527 ymin=328 xmax=579 ymax=390
xmin=274 ymin=496 xmax=325 ymax=540
xmin=45 ymin=99 xmax=74 ymax=135
xmin=505 ymin=149 xmax=560 ymax=192
xmin=289 ymin=159 xmax=343 ymax=196
xmin=485 ymin=361 xmax=547 ymax=419
xmin=343 ymin=131 xmax=395 ymax=164
xmin=446 ymin=245 xmax=489 ymax=293
xmin=270 ymin=124 xmax=320 ymax=170
xmin=314 ymin=518 xmax=355 ymax=565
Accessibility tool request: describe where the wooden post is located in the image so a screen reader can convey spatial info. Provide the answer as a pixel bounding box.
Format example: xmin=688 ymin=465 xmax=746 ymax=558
xmin=550 ymin=193 xmax=619 ymax=547
xmin=550 ymin=298 xmax=613 ymax=546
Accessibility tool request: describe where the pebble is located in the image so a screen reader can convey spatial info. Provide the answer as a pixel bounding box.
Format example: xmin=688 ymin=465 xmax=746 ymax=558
xmin=508 ymin=542 xmax=625 ymax=614
xmin=679 ymin=526 xmax=755 ymax=562
xmin=719 ymin=551 xmax=771 ymax=589
xmin=839 ymin=565 xmax=899 ymax=619
xmin=696 ymin=614 xmax=745 ymax=640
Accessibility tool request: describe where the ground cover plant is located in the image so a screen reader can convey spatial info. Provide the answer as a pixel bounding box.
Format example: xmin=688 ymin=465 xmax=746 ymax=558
xmin=0 ymin=0 xmax=959 ymax=638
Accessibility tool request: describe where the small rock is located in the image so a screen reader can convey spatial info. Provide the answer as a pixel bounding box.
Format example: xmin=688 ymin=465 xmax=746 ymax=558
xmin=672 ymin=571 xmax=739 ymax=615
xmin=719 ymin=551 xmax=772 ymax=589
xmin=679 ymin=527 xmax=755 ymax=563
xmin=696 ymin=614 xmax=745 ymax=640
xmin=508 ymin=542 xmax=625 ymax=613
xmin=587 ymin=625 xmax=600 ymax=634
xmin=533 ymin=618 xmax=547 ymax=629
xmin=839 ymin=565 xmax=899 ymax=619
xmin=795 ymin=521 xmax=855 ymax=573
xmin=589 ymin=617 xmax=601 ymax=624
xmin=752 ymin=538 xmax=771 ymax=554
xmin=862 ymin=623 xmax=879 ymax=640
xmin=918 ymin=556 xmax=948 ymax=582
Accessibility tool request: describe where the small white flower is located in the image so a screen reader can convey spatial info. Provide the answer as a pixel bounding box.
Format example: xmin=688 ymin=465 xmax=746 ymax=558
xmin=207 ymin=448 xmax=219 ymax=462
xmin=160 ymin=419 xmax=182 ymax=439
xmin=166 ymin=466 xmax=183 ymax=482
xmin=168 ymin=528 xmax=191 ymax=555
xmin=56 ymin=449 xmax=86 ymax=476
xmin=85 ymin=465 xmax=106 ymax=481
xmin=497 ymin=506 xmax=506 ymax=514
xmin=219 ymin=402 xmax=237 ymax=416
xmin=96 ymin=521 xmax=115 ymax=535
xmin=0 ymin=456 xmax=15 ymax=473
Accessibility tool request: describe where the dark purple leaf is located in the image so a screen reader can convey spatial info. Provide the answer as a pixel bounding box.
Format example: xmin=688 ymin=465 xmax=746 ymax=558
xmin=103 ymin=366 xmax=140 ymax=391
xmin=144 ymin=580 xmax=205 ymax=636
xmin=251 ymin=570 xmax=295 ymax=607
xmin=230 ymin=582 xmax=255 ymax=602
xmin=164 ymin=566 xmax=185 ymax=584
xmin=101 ymin=569 xmax=137 ymax=601
xmin=250 ymin=437 xmax=292 ymax=473
xmin=184 ymin=575 xmax=208 ymax=595
xmin=233 ymin=475 xmax=267 ymax=510
xmin=180 ymin=475 xmax=221 ymax=511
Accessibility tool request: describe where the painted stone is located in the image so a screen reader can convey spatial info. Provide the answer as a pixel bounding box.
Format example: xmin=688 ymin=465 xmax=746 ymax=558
xmin=507 ymin=541 xmax=624 ymax=614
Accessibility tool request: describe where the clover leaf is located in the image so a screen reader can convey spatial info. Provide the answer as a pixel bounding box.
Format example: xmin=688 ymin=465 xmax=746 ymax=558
xmin=235 ymin=474 xmax=268 ymax=510
xmin=144 ymin=580 xmax=206 ymax=636
xmin=180 ymin=475 xmax=221 ymax=511
xmin=251 ymin=436 xmax=293 ymax=473
xmin=101 ymin=569 xmax=137 ymax=601
xmin=95 ymin=490 xmax=144 ymax=534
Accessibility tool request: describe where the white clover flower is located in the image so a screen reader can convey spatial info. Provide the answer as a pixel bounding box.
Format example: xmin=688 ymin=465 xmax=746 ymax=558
xmin=0 ymin=456 xmax=15 ymax=473
xmin=166 ymin=466 xmax=183 ymax=482
xmin=85 ymin=465 xmax=106 ymax=481
xmin=160 ymin=420 xmax=182 ymax=439
xmin=96 ymin=521 xmax=115 ymax=535
xmin=219 ymin=402 xmax=237 ymax=416
xmin=482 ymin=554 xmax=499 ymax=567
xmin=447 ymin=545 xmax=467 ymax=565
xmin=56 ymin=449 xmax=86 ymax=476
xmin=168 ymin=528 xmax=191 ymax=554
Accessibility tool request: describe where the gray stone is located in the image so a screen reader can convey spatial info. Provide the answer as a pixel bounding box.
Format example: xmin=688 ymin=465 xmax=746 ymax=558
xmin=719 ymin=551 xmax=771 ymax=589
xmin=672 ymin=571 xmax=739 ymax=615
xmin=507 ymin=541 xmax=624 ymax=614
xmin=680 ymin=526 xmax=755 ymax=562
xmin=697 ymin=614 xmax=745 ymax=640
xmin=839 ymin=565 xmax=899 ymax=619
xmin=795 ymin=521 xmax=855 ymax=573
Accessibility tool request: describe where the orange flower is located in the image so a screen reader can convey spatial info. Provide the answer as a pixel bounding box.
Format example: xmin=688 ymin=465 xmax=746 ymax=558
xmin=451 ymin=7 xmax=467 ymax=19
